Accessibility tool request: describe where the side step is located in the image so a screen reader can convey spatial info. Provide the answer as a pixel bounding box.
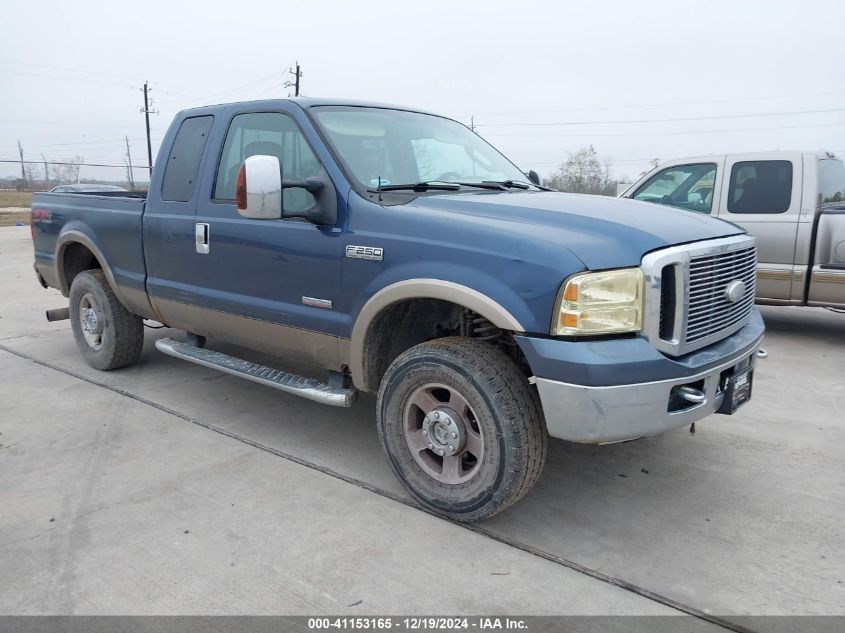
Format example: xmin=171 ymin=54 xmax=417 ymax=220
xmin=155 ymin=338 xmax=357 ymax=407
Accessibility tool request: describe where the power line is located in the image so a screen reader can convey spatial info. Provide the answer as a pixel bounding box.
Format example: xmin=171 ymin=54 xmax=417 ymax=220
xmin=0 ymin=118 xmax=140 ymax=129
xmin=0 ymin=138 xmax=159 ymax=150
xmin=0 ymin=68 xmax=136 ymax=89
xmin=483 ymin=121 xmax=845 ymax=138
xmin=155 ymin=70 xmax=283 ymax=105
xmin=0 ymin=159 xmax=150 ymax=169
xmin=461 ymin=89 xmax=845 ymax=118
xmin=0 ymin=58 xmax=143 ymax=81
xmin=474 ymin=107 xmax=845 ymax=128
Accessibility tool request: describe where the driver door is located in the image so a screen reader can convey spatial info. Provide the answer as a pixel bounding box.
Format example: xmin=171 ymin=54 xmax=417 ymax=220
xmin=185 ymin=108 xmax=344 ymax=371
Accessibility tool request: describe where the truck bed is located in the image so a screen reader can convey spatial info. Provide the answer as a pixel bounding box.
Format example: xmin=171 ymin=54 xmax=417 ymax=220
xmin=31 ymin=191 xmax=153 ymax=319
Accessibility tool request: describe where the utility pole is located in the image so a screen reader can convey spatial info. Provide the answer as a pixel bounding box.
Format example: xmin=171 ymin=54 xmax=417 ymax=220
xmin=141 ymin=81 xmax=154 ymax=178
xmin=41 ymin=154 xmax=49 ymax=190
xmin=285 ymin=62 xmax=302 ymax=96
xmin=17 ymin=140 xmax=27 ymax=189
xmin=125 ymin=136 xmax=135 ymax=191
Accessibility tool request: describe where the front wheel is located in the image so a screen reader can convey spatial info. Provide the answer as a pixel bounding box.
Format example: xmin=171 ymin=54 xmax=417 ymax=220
xmin=377 ymin=337 xmax=548 ymax=522
xmin=69 ymin=270 xmax=144 ymax=370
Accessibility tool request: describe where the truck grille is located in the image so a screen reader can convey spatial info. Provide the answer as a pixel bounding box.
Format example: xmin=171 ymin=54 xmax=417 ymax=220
xmin=641 ymin=235 xmax=758 ymax=357
xmin=685 ymin=246 xmax=757 ymax=344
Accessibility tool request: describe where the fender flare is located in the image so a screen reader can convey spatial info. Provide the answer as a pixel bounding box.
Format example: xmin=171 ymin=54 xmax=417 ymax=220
xmin=348 ymin=279 xmax=526 ymax=390
xmin=55 ymin=230 xmax=126 ymax=305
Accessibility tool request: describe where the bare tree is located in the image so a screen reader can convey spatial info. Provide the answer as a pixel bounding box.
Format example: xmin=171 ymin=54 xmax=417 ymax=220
xmin=544 ymin=146 xmax=614 ymax=195
xmin=67 ymin=156 xmax=83 ymax=183
xmin=49 ymin=156 xmax=83 ymax=185
xmin=24 ymin=162 xmax=39 ymax=189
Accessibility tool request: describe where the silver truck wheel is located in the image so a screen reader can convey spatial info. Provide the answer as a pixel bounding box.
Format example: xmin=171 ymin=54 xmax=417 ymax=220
xmin=377 ymin=337 xmax=548 ymax=522
xmin=69 ymin=270 xmax=144 ymax=370
xmin=402 ymin=382 xmax=485 ymax=485
xmin=78 ymin=292 xmax=105 ymax=350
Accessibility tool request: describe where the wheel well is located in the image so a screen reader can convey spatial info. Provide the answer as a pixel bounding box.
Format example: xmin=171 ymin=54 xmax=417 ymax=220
xmin=62 ymin=242 xmax=102 ymax=292
xmin=360 ymin=298 xmax=530 ymax=393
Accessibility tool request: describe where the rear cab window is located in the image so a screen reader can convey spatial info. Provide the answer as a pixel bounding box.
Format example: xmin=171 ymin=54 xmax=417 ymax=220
xmin=631 ymin=163 xmax=717 ymax=214
xmin=161 ymin=115 xmax=214 ymax=202
xmin=727 ymin=160 xmax=793 ymax=214
xmin=818 ymin=158 xmax=845 ymax=207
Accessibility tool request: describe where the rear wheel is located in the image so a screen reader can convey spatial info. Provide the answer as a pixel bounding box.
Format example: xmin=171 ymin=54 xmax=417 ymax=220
xmin=69 ymin=270 xmax=144 ymax=370
xmin=377 ymin=337 xmax=547 ymax=522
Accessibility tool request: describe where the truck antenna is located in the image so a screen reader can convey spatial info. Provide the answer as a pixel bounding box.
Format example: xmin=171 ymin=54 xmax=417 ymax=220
xmin=377 ymin=176 xmax=383 ymax=203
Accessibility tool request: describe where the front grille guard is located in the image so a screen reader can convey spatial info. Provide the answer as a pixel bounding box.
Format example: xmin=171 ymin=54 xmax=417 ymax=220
xmin=641 ymin=234 xmax=758 ymax=357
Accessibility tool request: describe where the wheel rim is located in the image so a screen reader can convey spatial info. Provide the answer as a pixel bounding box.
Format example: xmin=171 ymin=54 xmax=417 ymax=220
xmin=78 ymin=292 xmax=104 ymax=350
xmin=403 ymin=382 xmax=484 ymax=484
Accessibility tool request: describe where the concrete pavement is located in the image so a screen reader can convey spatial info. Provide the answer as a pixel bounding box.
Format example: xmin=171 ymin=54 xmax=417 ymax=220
xmin=1 ymin=225 xmax=843 ymax=622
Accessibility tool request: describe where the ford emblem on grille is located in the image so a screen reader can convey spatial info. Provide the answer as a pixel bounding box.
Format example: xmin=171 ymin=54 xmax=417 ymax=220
xmin=724 ymin=280 xmax=746 ymax=303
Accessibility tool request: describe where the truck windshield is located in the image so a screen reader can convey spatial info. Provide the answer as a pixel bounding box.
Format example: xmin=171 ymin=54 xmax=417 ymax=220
xmin=311 ymin=106 xmax=529 ymax=190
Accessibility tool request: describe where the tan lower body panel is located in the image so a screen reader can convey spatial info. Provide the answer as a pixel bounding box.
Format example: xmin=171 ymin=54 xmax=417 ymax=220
xmin=154 ymin=298 xmax=348 ymax=374
xmin=755 ymin=267 xmax=794 ymax=302
xmin=808 ymin=268 xmax=845 ymax=308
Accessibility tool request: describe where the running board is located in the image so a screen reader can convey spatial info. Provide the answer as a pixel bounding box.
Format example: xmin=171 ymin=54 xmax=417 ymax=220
xmin=154 ymin=338 xmax=357 ymax=407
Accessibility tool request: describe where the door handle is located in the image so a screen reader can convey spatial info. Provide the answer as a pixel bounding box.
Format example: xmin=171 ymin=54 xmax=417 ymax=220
xmin=195 ymin=223 xmax=210 ymax=254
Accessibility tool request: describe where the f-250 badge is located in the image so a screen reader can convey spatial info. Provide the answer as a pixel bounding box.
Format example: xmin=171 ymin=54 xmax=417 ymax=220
xmin=345 ymin=245 xmax=383 ymax=261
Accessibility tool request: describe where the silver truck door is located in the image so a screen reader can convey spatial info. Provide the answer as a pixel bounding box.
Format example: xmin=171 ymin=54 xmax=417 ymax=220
xmin=807 ymin=157 xmax=845 ymax=308
xmin=716 ymin=153 xmax=802 ymax=303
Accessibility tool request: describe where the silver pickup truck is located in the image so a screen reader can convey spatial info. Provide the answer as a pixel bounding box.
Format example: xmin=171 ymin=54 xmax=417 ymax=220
xmin=622 ymin=151 xmax=845 ymax=309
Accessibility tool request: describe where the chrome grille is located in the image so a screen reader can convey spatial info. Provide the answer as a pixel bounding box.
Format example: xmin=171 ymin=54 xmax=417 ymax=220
xmin=641 ymin=234 xmax=758 ymax=357
xmin=686 ymin=246 xmax=757 ymax=344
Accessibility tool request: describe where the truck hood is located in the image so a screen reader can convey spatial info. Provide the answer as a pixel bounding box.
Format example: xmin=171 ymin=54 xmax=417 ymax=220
xmin=404 ymin=191 xmax=744 ymax=269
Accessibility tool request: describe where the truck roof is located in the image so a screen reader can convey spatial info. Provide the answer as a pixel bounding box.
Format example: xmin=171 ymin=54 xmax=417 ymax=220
xmin=178 ymin=97 xmax=439 ymax=117
xmin=659 ymin=150 xmax=841 ymax=164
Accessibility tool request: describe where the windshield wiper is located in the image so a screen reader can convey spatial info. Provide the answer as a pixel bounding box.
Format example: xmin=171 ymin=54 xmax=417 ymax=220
xmin=487 ymin=179 xmax=554 ymax=191
xmin=452 ymin=181 xmax=508 ymax=191
xmin=486 ymin=179 xmax=532 ymax=189
xmin=367 ymin=181 xmax=461 ymax=192
xmin=365 ymin=179 xmax=542 ymax=194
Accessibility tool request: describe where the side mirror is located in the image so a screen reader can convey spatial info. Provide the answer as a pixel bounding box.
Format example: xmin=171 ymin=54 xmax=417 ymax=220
xmin=528 ymin=170 xmax=541 ymax=186
xmin=236 ymin=155 xmax=282 ymax=220
xmin=236 ymin=154 xmax=336 ymax=224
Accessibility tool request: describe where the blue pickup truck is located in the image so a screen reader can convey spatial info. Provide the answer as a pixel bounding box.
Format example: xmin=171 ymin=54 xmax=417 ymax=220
xmin=30 ymin=98 xmax=765 ymax=521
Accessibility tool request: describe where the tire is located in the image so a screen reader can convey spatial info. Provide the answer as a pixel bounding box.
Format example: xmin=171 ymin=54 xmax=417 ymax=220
xmin=377 ymin=337 xmax=548 ymax=522
xmin=69 ymin=270 xmax=144 ymax=370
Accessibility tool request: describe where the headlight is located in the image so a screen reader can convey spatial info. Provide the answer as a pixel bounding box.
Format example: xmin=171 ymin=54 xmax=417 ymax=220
xmin=553 ymin=268 xmax=644 ymax=336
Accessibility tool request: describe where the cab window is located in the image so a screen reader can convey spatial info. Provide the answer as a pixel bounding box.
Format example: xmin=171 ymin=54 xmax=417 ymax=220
xmin=727 ymin=160 xmax=793 ymax=214
xmin=818 ymin=158 xmax=845 ymax=207
xmin=632 ymin=163 xmax=716 ymax=214
xmin=161 ymin=115 xmax=213 ymax=202
xmin=214 ymin=112 xmax=321 ymax=214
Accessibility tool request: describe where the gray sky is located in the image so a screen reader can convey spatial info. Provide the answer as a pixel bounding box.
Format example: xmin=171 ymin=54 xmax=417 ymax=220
xmin=1 ymin=0 xmax=843 ymax=183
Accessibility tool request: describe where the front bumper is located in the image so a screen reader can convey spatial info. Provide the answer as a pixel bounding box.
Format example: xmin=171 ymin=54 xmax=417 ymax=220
xmin=521 ymin=310 xmax=764 ymax=443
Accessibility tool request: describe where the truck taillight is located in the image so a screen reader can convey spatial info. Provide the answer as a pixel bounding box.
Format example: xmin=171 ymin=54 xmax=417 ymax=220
xmin=236 ymin=164 xmax=247 ymax=210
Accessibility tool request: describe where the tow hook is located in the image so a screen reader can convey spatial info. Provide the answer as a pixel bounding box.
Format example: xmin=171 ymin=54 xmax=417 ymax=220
xmin=756 ymin=348 xmax=768 ymax=359
xmin=673 ymin=385 xmax=706 ymax=404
